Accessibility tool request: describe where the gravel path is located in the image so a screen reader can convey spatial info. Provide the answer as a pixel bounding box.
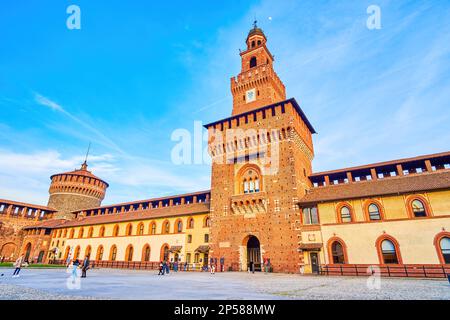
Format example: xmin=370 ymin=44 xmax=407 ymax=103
xmin=0 ymin=268 xmax=449 ymax=300
xmin=0 ymin=283 xmax=100 ymax=300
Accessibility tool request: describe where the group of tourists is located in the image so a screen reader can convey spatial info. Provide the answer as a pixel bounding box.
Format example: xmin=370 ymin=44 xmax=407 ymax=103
xmin=158 ymin=260 xmax=170 ymax=275
xmin=248 ymin=257 xmax=271 ymax=274
xmin=66 ymin=255 xmax=90 ymax=279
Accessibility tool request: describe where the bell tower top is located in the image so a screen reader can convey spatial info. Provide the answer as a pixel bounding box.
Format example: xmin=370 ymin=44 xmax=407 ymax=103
xmin=230 ymin=22 xmax=286 ymax=116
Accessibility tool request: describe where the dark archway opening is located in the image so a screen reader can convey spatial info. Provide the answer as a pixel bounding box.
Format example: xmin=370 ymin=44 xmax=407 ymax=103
xmin=246 ymin=236 xmax=261 ymax=271
xmin=24 ymin=243 xmax=32 ymax=262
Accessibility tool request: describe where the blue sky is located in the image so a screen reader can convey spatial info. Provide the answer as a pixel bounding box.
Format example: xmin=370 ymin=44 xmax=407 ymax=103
xmin=0 ymin=0 xmax=449 ymax=205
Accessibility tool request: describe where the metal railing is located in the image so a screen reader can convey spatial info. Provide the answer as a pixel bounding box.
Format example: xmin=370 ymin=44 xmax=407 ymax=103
xmin=320 ymin=264 xmax=450 ymax=279
xmin=49 ymin=259 xmax=219 ymax=272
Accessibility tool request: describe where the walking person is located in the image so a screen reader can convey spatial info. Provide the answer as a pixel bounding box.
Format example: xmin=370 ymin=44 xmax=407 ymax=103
xmin=71 ymin=258 xmax=80 ymax=281
xmin=220 ymin=257 xmax=224 ymax=272
xmin=158 ymin=261 xmax=164 ymax=275
xmin=65 ymin=252 xmax=72 ymax=267
xmin=81 ymin=255 xmax=90 ymax=278
xmin=249 ymin=260 xmax=255 ymax=274
xmin=165 ymin=261 xmax=170 ymax=274
xmin=210 ymin=262 xmax=216 ymax=275
xmin=12 ymin=255 xmax=24 ymax=278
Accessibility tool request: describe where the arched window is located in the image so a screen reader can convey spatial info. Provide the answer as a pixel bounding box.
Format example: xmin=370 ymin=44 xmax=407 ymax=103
xmin=251 ymin=41 xmax=255 ymax=48
xmin=439 ymin=237 xmax=450 ymax=264
xmin=380 ymin=240 xmax=399 ymax=264
xmin=239 ymin=166 xmax=262 ymax=194
xmin=150 ymin=222 xmax=156 ymax=235
xmin=160 ymin=244 xmax=170 ymax=261
xmin=74 ymin=246 xmax=80 ymax=259
xmin=257 ymin=40 xmax=261 ymax=46
xmin=125 ymin=245 xmax=133 ymax=262
xmin=254 ymin=178 xmax=260 ymax=192
xmin=99 ymin=226 xmax=105 ymax=237
xmin=244 ymin=180 xmax=249 ymax=193
xmin=412 ymin=199 xmax=427 ymax=217
xmin=137 ymin=223 xmax=144 ymax=235
xmin=110 ymin=245 xmax=117 ymax=261
xmin=340 ymin=206 xmax=352 ymax=223
xmin=368 ymin=204 xmax=381 ymax=221
xmin=250 ymin=56 xmax=257 ymax=68
xmin=126 ymin=224 xmax=133 ymax=236
xmin=176 ymin=220 xmax=183 ymax=233
xmin=188 ymin=218 xmax=194 ymax=229
xmin=113 ymin=225 xmax=120 ymax=237
xmin=88 ymin=227 xmax=94 ymax=238
xmin=204 ymin=217 xmax=211 ymax=228
xmin=78 ymin=228 xmax=84 ymax=238
xmin=162 ymin=221 xmax=170 ymax=234
xmin=85 ymin=245 xmax=91 ymax=258
xmin=96 ymin=246 xmax=104 ymax=261
xmin=142 ymin=244 xmax=151 ymax=262
xmin=249 ymin=179 xmax=255 ymax=193
xmin=331 ymin=241 xmax=345 ymax=264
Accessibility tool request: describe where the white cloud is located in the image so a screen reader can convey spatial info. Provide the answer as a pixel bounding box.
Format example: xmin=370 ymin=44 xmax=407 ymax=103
xmin=33 ymin=92 xmax=126 ymax=155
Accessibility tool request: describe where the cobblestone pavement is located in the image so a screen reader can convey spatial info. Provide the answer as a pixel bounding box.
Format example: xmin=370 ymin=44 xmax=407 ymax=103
xmin=0 ymin=268 xmax=449 ymax=300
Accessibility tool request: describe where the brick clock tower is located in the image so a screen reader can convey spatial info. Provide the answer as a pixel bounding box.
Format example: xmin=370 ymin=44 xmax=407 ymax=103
xmin=205 ymin=23 xmax=316 ymax=273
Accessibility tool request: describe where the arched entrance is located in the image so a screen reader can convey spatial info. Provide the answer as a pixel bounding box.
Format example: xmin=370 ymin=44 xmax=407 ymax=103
xmin=37 ymin=251 xmax=45 ymax=263
xmin=0 ymin=242 xmax=17 ymax=261
xmin=245 ymin=235 xmax=261 ymax=272
xmin=23 ymin=243 xmax=32 ymax=262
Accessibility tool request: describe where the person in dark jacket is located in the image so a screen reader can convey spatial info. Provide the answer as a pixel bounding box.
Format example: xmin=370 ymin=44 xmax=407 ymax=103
xmin=81 ymin=255 xmax=90 ymax=278
xmin=158 ymin=261 xmax=164 ymax=275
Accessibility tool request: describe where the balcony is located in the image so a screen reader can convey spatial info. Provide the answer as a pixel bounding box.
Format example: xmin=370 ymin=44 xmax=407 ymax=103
xmin=230 ymin=191 xmax=267 ymax=216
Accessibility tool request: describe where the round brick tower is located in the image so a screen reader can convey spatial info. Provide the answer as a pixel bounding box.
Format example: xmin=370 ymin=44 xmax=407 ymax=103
xmin=47 ymin=161 xmax=108 ymax=219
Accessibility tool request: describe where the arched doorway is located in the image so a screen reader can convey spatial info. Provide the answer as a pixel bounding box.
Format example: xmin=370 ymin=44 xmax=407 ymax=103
xmin=37 ymin=251 xmax=45 ymax=263
xmin=246 ymin=236 xmax=261 ymax=272
xmin=23 ymin=243 xmax=32 ymax=262
xmin=0 ymin=242 xmax=17 ymax=261
xmin=160 ymin=244 xmax=169 ymax=262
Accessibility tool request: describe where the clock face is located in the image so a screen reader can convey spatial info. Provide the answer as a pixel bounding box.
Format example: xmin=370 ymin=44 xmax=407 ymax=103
xmin=245 ymin=88 xmax=256 ymax=103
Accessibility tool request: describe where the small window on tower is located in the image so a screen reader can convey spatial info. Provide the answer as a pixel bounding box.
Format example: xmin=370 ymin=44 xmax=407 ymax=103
xmin=250 ymin=56 xmax=257 ymax=68
xmin=251 ymin=41 xmax=255 ymax=48
xmin=257 ymin=40 xmax=261 ymax=45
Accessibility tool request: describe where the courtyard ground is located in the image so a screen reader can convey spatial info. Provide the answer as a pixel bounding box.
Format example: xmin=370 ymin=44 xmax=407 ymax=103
xmin=0 ymin=268 xmax=449 ymax=300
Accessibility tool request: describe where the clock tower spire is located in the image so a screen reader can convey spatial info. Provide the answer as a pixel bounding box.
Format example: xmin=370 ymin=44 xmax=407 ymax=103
xmin=231 ymin=22 xmax=286 ymax=115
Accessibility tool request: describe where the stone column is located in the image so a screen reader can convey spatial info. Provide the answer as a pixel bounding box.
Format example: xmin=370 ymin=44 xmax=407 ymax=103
xmin=424 ymin=160 xmax=433 ymax=172
xmin=396 ymin=164 xmax=403 ymax=176
xmin=370 ymin=168 xmax=377 ymax=180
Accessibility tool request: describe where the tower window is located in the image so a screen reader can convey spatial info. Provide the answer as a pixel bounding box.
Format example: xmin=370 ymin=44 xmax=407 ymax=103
xmin=251 ymin=41 xmax=255 ymax=48
xmin=411 ymin=199 xmax=427 ymax=217
xmin=250 ymin=56 xmax=257 ymax=68
xmin=257 ymin=40 xmax=261 ymax=46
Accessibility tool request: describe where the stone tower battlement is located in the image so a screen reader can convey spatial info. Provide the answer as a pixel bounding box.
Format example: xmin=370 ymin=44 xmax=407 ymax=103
xmin=47 ymin=161 xmax=108 ymax=219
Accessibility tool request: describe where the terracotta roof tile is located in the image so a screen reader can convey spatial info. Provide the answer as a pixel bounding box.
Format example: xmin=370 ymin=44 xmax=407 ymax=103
xmin=55 ymin=203 xmax=210 ymax=228
xmin=310 ymin=151 xmax=450 ymax=178
xmin=299 ymin=170 xmax=450 ymax=205
xmin=23 ymin=219 xmax=69 ymax=230
xmin=0 ymin=199 xmax=56 ymax=212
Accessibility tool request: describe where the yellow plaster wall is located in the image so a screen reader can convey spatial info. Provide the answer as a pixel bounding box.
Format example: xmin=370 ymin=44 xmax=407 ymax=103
xmin=51 ymin=213 xmax=210 ymax=263
xmin=321 ymin=217 xmax=450 ymax=264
